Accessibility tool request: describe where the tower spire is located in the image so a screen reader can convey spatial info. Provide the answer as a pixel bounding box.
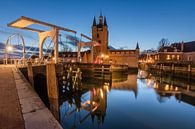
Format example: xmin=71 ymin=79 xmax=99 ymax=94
xmin=136 ymin=42 xmax=139 ymax=49
xmin=104 ymin=16 xmax=107 ymax=26
xmin=93 ymin=16 xmax=96 ymax=26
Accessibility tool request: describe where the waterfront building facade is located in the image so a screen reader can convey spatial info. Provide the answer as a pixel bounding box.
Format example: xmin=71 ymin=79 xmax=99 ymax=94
xmin=140 ymin=41 xmax=195 ymax=65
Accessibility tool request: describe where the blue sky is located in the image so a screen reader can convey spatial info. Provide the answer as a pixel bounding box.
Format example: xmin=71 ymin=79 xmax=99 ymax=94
xmin=0 ymin=0 xmax=195 ymax=50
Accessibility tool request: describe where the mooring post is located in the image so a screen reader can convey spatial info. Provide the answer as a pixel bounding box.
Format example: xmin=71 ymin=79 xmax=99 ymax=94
xmin=46 ymin=63 xmax=58 ymax=99
xmin=171 ymin=64 xmax=173 ymax=70
xmin=102 ymin=65 xmax=104 ymax=79
xmin=159 ymin=64 xmax=162 ymax=75
xmin=187 ymin=64 xmax=191 ymax=80
xmin=27 ymin=62 xmax=34 ymax=87
xmin=171 ymin=63 xmax=175 ymax=76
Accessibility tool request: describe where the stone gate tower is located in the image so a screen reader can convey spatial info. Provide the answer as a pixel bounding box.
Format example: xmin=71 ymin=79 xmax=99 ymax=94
xmin=92 ymin=13 xmax=108 ymax=57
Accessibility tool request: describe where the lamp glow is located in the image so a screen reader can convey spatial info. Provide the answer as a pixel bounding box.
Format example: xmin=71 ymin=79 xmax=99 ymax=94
xmin=6 ymin=45 xmax=13 ymax=52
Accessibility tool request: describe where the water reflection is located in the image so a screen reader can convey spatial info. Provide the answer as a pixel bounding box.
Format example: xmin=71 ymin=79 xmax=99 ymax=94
xmin=47 ymin=70 xmax=195 ymax=129
xmin=138 ymin=70 xmax=195 ymax=105
xmin=112 ymin=73 xmax=138 ymax=98
xmin=57 ymin=72 xmax=138 ymax=129
xmin=58 ymin=81 xmax=110 ymax=128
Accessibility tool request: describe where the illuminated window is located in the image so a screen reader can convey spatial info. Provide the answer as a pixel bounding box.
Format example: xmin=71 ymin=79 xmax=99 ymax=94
xmin=177 ymin=55 xmax=180 ymax=60
xmin=172 ymin=55 xmax=175 ymax=59
xmin=166 ymin=55 xmax=171 ymax=60
xmin=155 ymin=55 xmax=157 ymax=60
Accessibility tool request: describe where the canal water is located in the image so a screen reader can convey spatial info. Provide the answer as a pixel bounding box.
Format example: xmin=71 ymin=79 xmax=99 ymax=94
xmin=36 ymin=70 xmax=195 ymax=129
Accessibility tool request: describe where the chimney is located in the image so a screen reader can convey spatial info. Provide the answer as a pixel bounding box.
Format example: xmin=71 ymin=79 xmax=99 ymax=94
xmin=181 ymin=41 xmax=184 ymax=52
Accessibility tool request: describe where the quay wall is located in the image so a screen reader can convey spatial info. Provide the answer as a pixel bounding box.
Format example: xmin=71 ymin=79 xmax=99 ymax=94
xmin=12 ymin=66 xmax=63 ymax=129
xmin=148 ymin=64 xmax=195 ymax=81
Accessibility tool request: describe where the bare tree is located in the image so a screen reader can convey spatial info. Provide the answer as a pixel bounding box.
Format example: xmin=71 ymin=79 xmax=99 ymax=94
xmin=158 ymin=38 xmax=170 ymax=50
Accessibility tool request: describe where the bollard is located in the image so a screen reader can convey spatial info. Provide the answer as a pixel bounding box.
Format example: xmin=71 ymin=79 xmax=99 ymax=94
xmin=46 ymin=63 xmax=58 ymax=99
xmin=27 ymin=62 xmax=34 ymax=87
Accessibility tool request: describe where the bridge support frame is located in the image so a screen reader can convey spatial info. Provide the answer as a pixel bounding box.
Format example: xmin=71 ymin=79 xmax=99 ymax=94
xmin=39 ymin=28 xmax=59 ymax=63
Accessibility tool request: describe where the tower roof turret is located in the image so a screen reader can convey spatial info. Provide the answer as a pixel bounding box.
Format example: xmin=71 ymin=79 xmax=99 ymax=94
xmin=93 ymin=16 xmax=96 ymax=26
xmin=136 ymin=42 xmax=140 ymax=49
xmin=104 ymin=16 xmax=107 ymax=26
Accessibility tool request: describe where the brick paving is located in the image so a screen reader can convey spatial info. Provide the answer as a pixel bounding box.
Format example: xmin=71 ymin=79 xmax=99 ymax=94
xmin=0 ymin=66 xmax=25 ymax=129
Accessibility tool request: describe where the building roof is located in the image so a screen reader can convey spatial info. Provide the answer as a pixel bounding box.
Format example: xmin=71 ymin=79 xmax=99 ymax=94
xmin=183 ymin=41 xmax=195 ymax=52
xmin=158 ymin=46 xmax=175 ymax=52
xmin=93 ymin=14 xmax=107 ymax=28
xmin=159 ymin=41 xmax=195 ymax=53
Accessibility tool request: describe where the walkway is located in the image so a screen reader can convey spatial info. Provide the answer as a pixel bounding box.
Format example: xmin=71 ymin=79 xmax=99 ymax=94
xmin=0 ymin=65 xmax=63 ymax=129
xmin=0 ymin=65 xmax=25 ymax=129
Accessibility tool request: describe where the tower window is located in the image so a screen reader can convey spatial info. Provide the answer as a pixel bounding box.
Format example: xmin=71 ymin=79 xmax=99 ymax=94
xmin=97 ymin=33 xmax=99 ymax=38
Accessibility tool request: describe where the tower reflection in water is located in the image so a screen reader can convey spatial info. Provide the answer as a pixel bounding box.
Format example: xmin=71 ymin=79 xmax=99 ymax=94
xmin=58 ymin=80 xmax=110 ymax=129
xmin=58 ymin=72 xmax=138 ymax=129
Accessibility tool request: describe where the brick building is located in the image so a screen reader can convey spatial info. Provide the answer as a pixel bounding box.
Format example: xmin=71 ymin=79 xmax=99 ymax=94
xmin=91 ymin=14 xmax=139 ymax=68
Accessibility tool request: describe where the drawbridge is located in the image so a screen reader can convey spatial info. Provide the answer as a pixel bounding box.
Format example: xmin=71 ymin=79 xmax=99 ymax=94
xmin=1 ymin=16 xmax=100 ymax=64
